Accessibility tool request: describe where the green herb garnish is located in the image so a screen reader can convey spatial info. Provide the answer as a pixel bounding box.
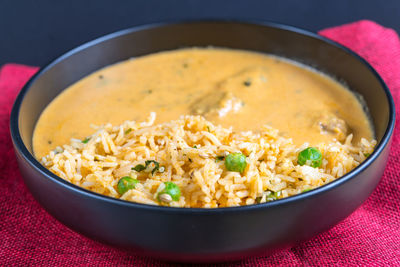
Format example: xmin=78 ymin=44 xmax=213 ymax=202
xmin=145 ymin=160 xmax=160 ymax=175
xmin=125 ymin=128 xmax=132 ymax=134
xmin=82 ymin=137 xmax=90 ymax=144
xmin=132 ymin=164 xmax=146 ymax=172
xmin=132 ymin=160 xmax=162 ymax=175
xmin=266 ymin=191 xmax=280 ymax=201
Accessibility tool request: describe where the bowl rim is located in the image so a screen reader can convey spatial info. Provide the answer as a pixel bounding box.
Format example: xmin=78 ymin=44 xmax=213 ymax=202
xmin=10 ymin=19 xmax=396 ymax=214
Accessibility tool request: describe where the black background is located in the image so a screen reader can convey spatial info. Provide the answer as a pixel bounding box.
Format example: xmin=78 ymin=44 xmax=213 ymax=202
xmin=1 ymin=0 xmax=399 ymax=66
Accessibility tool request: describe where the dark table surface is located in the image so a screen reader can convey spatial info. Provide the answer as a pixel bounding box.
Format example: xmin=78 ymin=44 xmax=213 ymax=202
xmin=1 ymin=0 xmax=399 ymax=67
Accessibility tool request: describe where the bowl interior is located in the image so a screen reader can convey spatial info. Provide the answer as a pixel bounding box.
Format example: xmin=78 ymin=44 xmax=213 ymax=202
xmin=16 ymin=21 xmax=392 ymax=161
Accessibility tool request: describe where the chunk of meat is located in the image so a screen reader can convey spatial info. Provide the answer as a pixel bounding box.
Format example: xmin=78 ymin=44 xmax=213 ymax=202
xmin=191 ymin=91 xmax=243 ymax=118
xmin=315 ymin=112 xmax=349 ymax=142
xmin=190 ymin=67 xmax=267 ymax=118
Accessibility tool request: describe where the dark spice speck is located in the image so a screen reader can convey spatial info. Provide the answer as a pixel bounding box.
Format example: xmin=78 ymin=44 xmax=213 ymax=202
xmin=243 ymin=80 xmax=251 ymax=86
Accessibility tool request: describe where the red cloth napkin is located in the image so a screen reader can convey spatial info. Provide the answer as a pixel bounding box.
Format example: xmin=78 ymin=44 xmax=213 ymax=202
xmin=1 ymin=20 xmax=399 ymax=266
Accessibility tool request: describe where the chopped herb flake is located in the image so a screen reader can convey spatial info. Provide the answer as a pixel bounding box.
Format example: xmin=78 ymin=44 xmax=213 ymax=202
xmin=82 ymin=137 xmax=90 ymax=144
xmin=193 ymin=145 xmax=198 ymax=149
xmin=125 ymin=128 xmax=132 ymax=134
xmin=207 ymin=126 xmax=210 ymax=132
xmin=132 ymin=164 xmax=146 ymax=172
xmin=144 ymin=160 xmax=159 ymax=175
xmin=132 ymin=160 xmax=164 ymax=175
xmin=302 ymin=188 xmax=312 ymax=193
xmin=216 ymin=155 xmax=225 ymax=162
xmin=364 ymin=153 xmax=371 ymax=157
xmin=266 ymin=191 xmax=280 ymax=201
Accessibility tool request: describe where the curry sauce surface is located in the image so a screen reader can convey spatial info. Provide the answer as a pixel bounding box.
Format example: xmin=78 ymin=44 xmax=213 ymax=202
xmin=33 ymin=48 xmax=373 ymax=158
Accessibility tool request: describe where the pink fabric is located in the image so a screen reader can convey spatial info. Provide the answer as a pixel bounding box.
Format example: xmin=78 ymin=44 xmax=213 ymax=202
xmin=1 ymin=20 xmax=399 ymax=265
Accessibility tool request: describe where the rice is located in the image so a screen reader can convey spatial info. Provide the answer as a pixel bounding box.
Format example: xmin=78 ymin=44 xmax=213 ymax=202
xmin=41 ymin=113 xmax=376 ymax=208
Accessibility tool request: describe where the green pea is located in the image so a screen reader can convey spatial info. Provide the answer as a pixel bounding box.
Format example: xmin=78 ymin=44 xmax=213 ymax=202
xmin=117 ymin=176 xmax=139 ymax=195
xmin=297 ymin=147 xmax=322 ymax=168
xmin=225 ymin=152 xmax=247 ymax=173
xmin=157 ymin=181 xmax=181 ymax=202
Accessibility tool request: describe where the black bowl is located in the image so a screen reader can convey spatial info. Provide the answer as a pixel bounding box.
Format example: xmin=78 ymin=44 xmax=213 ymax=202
xmin=10 ymin=20 xmax=395 ymax=262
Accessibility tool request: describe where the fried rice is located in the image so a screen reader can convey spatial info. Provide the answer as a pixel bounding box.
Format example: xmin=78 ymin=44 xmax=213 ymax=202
xmin=40 ymin=113 xmax=376 ymax=208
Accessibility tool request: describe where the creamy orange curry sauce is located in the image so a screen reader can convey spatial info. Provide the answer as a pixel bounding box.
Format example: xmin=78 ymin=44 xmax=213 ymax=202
xmin=33 ymin=48 xmax=373 ymax=158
